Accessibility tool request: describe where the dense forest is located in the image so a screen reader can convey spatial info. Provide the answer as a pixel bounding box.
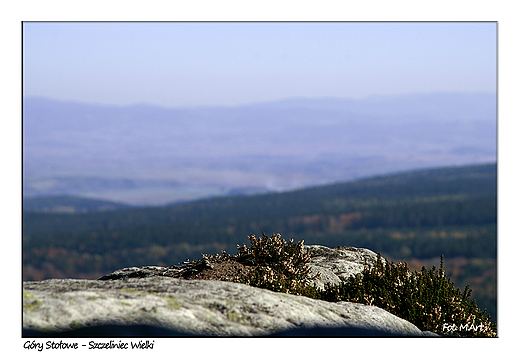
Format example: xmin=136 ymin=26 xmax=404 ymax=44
xmin=22 ymin=163 xmax=497 ymax=321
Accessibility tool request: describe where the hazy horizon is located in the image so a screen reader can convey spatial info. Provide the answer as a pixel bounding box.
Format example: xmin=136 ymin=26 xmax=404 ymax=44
xmin=23 ymin=92 xmax=496 ymax=205
xmin=23 ymin=22 xmax=496 ymax=108
xmin=23 ymin=89 xmax=496 ymax=110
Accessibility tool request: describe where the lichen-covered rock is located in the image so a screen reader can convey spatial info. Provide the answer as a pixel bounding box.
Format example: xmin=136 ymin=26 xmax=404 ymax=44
xmin=23 ymin=276 xmax=435 ymax=337
xmin=97 ymin=245 xmax=380 ymax=289
xmin=305 ymin=245 xmax=379 ymax=290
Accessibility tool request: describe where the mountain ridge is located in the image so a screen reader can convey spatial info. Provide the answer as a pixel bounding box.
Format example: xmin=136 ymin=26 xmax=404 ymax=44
xmin=22 ymin=195 xmax=132 ymax=213
xmin=23 ymin=92 xmax=496 ymax=205
xmin=23 ymin=161 xmax=496 ymax=210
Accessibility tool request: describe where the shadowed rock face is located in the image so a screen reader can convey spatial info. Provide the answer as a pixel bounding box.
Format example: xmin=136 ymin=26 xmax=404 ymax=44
xmin=23 ymin=277 xmax=435 ymax=337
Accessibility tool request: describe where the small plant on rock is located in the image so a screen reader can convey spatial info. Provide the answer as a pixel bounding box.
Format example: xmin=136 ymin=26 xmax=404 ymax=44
xmin=236 ymin=232 xmax=312 ymax=294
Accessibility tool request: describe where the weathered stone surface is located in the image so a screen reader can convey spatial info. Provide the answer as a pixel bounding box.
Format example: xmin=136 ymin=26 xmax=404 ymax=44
xmin=97 ymin=245 xmax=380 ymax=289
xmin=97 ymin=265 xmax=184 ymax=280
xmin=23 ymin=276 xmax=436 ymax=337
xmin=305 ymin=245 xmax=379 ymax=290
xmin=23 ymin=245 xmax=440 ymax=337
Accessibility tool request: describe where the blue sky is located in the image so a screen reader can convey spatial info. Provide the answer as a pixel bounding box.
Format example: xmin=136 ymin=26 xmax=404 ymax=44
xmin=23 ymin=22 xmax=496 ymax=108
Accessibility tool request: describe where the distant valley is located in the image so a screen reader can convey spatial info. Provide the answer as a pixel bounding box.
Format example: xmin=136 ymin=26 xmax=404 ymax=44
xmin=23 ymin=92 xmax=496 ymax=205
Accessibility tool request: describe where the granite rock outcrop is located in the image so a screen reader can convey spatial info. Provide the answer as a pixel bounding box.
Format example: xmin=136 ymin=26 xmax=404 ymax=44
xmin=305 ymin=245 xmax=378 ymax=289
xmin=23 ymin=245 xmax=438 ymax=337
xmin=96 ymin=245 xmax=379 ymax=289
xmin=23 ymin=276 xmax=435 ymax=337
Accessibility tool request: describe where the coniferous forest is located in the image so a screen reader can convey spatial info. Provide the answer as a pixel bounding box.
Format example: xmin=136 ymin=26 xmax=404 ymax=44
xmin=22 ymin=163 xmax=497 ymax=322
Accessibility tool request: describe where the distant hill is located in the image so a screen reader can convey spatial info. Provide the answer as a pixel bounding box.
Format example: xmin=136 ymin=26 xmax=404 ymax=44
xmin=23 ymin=162 xmax=496 ymax=264
xmin=23 ymin=92 xmax=496 ymax=205
xmin=23 ymin=195 xmax=133 ymax=213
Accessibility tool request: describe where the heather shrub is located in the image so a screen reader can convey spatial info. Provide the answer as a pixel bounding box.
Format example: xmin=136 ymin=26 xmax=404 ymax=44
xmin=236 ymin=232 xmax=312 ymax=294
xmin=307 ymin=254 xmax=497 ymax=337
xmin=197 ymin=233 xmax=497 ymax=337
